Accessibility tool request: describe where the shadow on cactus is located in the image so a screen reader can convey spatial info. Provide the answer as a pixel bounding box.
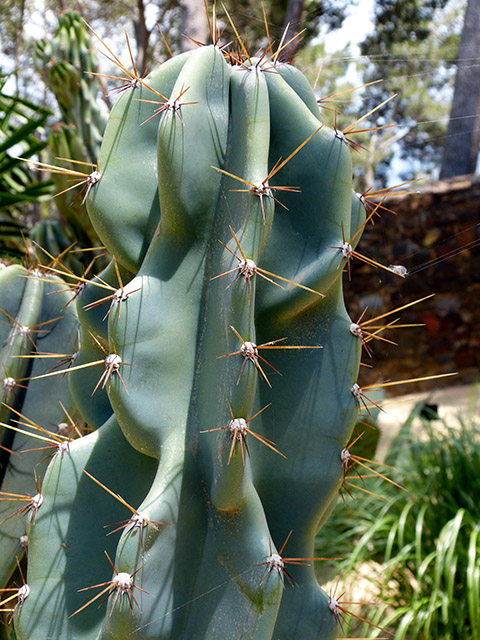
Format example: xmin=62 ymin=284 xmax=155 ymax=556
xmin=0 ymin=7 xmax=449 ymax=639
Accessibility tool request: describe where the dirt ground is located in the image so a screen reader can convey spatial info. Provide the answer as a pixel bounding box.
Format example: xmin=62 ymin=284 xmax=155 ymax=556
xmin=375 ymin=382 xmax=480 ymax=459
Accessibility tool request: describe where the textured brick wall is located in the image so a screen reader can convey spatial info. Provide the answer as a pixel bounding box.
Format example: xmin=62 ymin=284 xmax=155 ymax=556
xmin=344 ymin=175 xmax=480 ymax=396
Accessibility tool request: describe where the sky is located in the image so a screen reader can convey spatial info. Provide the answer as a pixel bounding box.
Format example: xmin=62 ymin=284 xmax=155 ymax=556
xmin=323 ymin=0 xmax=375 ymax=54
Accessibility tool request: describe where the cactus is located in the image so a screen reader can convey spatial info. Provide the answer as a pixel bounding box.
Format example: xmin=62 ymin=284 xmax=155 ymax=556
xmin=32 ymin=12 xmax=107 ymax=252
xmin=0 ymin=19 xmax=417 ymax=640
xmin=33 ymin=11 xmax=107 ymax=164
xmin=0 ymin=263 xmax=80 ymax=591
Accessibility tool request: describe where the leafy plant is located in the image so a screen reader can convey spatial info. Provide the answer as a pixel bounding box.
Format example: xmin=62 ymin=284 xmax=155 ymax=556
xmin=320 ymin=402 xmax=480 ymax=638
xmin=0 ymin=76 xmax=51 ymax=258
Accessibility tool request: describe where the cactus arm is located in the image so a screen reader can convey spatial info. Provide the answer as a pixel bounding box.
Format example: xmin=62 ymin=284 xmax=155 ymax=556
xmin=86 ymin=52 xmax=192 ymax=273
xmin=0 ymin=265 xmax=28 ymax=347
xmin=254 ymin=281 xmax=359 ymax=639
xmin=172 ymin=64 xmax=282 ymax=639
xmin=0 ymin=273 xmax=44 ymax=432
xmin=94 ymin=45 xmax=232 ymax=638
xmin=277 ymin=64 xmax=322 ymax=119
xmin=107 ymin=45 xmax=230 ymax=456
xmin=248 ymin=69 xmax=361 ymax=639
xmin=14 ymin=414 xmax=156 ymax=640
xmin=0 ymin=272 xmax=79 ymax=588
xmin=256 ymin=72 xmax=353 ymax=317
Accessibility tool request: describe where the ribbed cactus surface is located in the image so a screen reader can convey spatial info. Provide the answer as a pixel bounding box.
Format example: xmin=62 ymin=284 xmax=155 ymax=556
xmin=1 ymin=39 xmax=372 ymax=640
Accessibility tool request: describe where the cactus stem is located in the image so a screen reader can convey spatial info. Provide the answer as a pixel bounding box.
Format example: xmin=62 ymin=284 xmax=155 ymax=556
xmin=70 ymin=551 xmax=150 ymax=618
xmin=200 ymin=401 xmax=284 ymax=464
xmin=212 ymin=226 xmax=324 ymax=298
xmin=81 ymin=469 xmax=169 ymax=545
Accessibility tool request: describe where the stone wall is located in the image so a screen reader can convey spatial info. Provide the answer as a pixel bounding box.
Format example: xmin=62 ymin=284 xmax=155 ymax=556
xmin=344 ymin=175 xmax=480 ymax=396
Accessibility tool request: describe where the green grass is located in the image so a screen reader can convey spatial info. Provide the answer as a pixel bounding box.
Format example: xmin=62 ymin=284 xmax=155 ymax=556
xmin=316 ymin=401 xmax=480 ymax=639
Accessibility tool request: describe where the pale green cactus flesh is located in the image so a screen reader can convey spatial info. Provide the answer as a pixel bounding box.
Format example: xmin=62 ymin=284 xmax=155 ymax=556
xmin=0 ymin=37 xmax=373 ymax=640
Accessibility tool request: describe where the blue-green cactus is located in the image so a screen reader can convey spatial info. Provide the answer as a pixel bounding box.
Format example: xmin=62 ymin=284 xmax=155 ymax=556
xmin=0 ymin=264 xmax=79 ymax=591
xmin=0 ymin=24 xmax=395 ymax=640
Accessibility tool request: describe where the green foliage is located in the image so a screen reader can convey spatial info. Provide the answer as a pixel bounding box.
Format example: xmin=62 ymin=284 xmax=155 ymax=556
xmin=0 ymin=77 xmax=51 ymax=257
xmin=319 ymin=403 xmax=480 ymax=638
xmin=356 ymin=0 xmax=466 ymax=183
xmin=220 ymin=0 xmax=350 ymax=48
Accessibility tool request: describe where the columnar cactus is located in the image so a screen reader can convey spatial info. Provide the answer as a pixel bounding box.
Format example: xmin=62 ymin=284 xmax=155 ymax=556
xmin=33 ymin=11 xmax=107 ymax=163
xmin=1 ymin=25 xmax=398 ymax=639
xmin=33 ymin=11 xmax=107 ymax=250
xmin=0 ymin=264 xmax=79 ymax=589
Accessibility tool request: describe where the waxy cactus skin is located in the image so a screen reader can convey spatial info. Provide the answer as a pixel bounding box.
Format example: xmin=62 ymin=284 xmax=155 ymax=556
xmin=1 ymin=38 xmax=373 ymax=640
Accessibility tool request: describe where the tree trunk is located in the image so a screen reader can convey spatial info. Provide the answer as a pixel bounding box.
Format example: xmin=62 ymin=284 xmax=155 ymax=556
xmin=14 ymin=0 xmax=26 ymax=94
xmin=281 ymin=0 xmax=305 ymax=59
xmin=179 ymin=0 xmax=208 ymax=51
xmin=134 ymin=0 xmax=150 ymax=75
xmin=440 ymin=0 xmax=480 ymax=178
